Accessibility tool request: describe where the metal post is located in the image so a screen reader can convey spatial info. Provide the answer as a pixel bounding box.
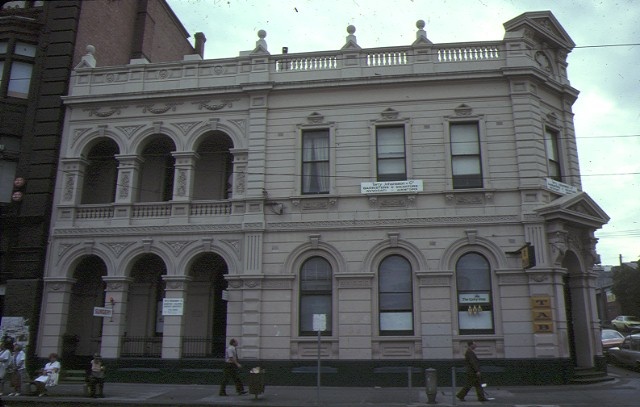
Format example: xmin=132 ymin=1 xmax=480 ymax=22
xmin=452 ymin=366 xmax=457 ymax=406
xmin=316 ymin=329 xmax=321 ymax=405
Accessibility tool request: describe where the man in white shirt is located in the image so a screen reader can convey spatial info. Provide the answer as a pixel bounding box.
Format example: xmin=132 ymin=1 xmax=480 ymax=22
xmin=219 ymin=338 xmax=247 ymax=396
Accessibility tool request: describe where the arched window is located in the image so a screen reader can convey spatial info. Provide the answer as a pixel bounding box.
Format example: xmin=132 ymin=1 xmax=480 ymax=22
xmin=378 ymin=255 xmax=413 ymax=336
xmin=456 ymin=252 xmax=494 ymax=335
xmin=299 ymin=256 xmax=332 ymax=336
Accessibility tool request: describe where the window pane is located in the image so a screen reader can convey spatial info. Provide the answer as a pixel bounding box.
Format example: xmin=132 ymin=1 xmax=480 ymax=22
xmin=377 ymin=127 xmax=405 ymax=156
xmin=8 ymin=61 xmax=32 ymax=98
xmin=0 ymin=41 xmax=7 ymax=53
xmin=456 ymin=253 xmax=490 ymax=291
xmin=377 ymin=158 xmax=405 ymax=175
xmin=380 ymin=312 xmax=412 ymax=331
xmin=379 ymin=256 xmax=411 ymax=292
xmin=452 ymin=156 xmax=481 ymax=175
xmin=15 ymin=42 xmax=37 ymax=57
xmin=301 ymin=257 xmax=332 ymax=292
xmin=451 ymin=123 xmax=479 ymax=155
xmin=380 ymin=293 xmax=412 ymax=310
xmin=300 ymin=295 xmax=332 ymax=332
xmin=0 ymin=160 xmax=18 ymax=203
xmin=458 ymin=311 xmax=493 ymax=330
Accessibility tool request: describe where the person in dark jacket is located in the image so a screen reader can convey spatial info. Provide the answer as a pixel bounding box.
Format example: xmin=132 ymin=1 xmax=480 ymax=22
xmin=456 ymin=341 xmax=488 ymax=402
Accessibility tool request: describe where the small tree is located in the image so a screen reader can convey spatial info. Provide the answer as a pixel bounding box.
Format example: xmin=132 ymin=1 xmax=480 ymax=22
xmin=611 ymin=260 xmax=640 ymax=317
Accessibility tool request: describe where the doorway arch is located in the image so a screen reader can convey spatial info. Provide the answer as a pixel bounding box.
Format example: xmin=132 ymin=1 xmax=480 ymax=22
xmin=183 ymin=252 xmax=228 ymax=357
xmin=65 ymin=255 xmax=107 ymax=363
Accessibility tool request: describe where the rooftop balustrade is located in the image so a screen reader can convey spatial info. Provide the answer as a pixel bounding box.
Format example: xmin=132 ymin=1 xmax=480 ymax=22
xmin=68 ymin=20 xmax=519 ymax=98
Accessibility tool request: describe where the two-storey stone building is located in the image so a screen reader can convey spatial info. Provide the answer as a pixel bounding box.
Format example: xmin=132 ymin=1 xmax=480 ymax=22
xmin=37 ymin=11 xmax=609 ymax=385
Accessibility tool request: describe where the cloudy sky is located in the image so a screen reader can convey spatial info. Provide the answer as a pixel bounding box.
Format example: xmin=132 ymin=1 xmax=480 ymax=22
xmin=167 ymin=0 xmax=639 ymax=266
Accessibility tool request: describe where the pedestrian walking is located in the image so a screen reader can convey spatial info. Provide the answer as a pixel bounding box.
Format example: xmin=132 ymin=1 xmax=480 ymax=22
xmin=219 ymin=338 xmax=247 ymax=396
xmin=456 ymin=341 xmax=489 ymax=402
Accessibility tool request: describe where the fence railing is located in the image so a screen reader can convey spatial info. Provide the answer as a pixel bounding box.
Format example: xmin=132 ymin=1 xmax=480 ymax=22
xmin=182 ymin=336 xmax=226 ymax=358
xmin=120 ymin=336 xmax=162 ymax=358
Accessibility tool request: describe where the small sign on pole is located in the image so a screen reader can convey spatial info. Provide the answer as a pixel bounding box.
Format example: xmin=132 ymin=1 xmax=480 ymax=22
xmin=93 ymin=307 xmax=113 ymax=318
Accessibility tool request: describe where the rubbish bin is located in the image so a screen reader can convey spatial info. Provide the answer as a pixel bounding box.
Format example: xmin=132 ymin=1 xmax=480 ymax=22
xmin=248 ymin=367 xmax=265 ymax=399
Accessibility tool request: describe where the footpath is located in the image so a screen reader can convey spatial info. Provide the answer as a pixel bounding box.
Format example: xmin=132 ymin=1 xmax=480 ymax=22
xmin=1 ymin=370 xmax=639 ymax=407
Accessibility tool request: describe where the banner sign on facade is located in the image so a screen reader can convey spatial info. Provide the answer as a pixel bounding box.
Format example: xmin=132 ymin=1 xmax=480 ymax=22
xmin=361 ymin=180 xmax=423 ymax=194
xmin=162 ymin=298 xmax=184 ymax=316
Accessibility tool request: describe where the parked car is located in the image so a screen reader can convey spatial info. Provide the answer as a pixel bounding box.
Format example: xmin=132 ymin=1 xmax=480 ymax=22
xmin=607 ymin=334 xmax=640 ymax=370
xmin=611 ymin=315 xmax=640 ymax=331
xmin=601 ymin=329 xmax=625 ymax=352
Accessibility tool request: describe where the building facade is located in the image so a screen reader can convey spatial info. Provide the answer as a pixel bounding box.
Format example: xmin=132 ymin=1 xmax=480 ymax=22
xmin=38 ymin=12 xmax=609 ymax=385
xmin=0 ymin=0 xmax=196 ymax=365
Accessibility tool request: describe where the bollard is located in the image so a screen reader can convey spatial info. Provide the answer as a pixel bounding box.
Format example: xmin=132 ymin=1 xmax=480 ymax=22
xmin=425 ymin=368 xmax=437 ymax=404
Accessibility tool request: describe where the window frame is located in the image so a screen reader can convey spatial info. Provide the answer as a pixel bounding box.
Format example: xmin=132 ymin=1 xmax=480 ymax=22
xmin=375 ymin=125 xmax=407 ymax=182
xmin=448 ymin=121 xmax=483 ymax=189
xmin=378 ymin=254 xmax=414 ymax=336
xmin=455 ymin=252 xmax=495 ymax=335
xmin=0 ymin=39 xmax=36 ymax=99
xmin=544 ymin=126 xmax=562 ymax=181
xmin=298 ymin=256 xmax=333 ymax=336
xmin=296 ymin=123 xmax=336 ymax=196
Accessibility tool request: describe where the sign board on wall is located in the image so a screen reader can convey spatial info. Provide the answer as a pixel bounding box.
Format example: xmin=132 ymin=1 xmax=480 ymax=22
xmin=361 ymin=180 xmax=423 ymax=194
xmin=531 ymin=295 xmax=553 ymax=333
xmin=162 ymin=298 xmax=184 ymax=316
xmin=546 ymin=178 xmax=578 ymax=195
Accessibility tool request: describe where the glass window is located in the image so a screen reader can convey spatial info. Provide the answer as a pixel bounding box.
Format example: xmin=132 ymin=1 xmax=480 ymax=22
xmin=545 ymin=128 xmax=561 ymax=181
xmin=450 ymin=123 xmax=482 ymax=189
xmin=14 ymin=42 xmax=36 ymax=57
xmin=376 ymin=126 xmax=406 ymax=182
xmin=7 ymin=61 xmax=33 ymax=98
xmin=456 ymin=252 xmax=494 ymax=335
xmin=299 ymin=257 xmax=332 ymax=335
xmin=379 ymin=255 xmax=413 ymax=335
xmin=301 ymin=130 xmax=330 ymax=194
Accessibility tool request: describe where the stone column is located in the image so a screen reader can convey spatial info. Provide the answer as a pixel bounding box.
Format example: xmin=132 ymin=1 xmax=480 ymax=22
xmin=171 ymin=152 xmax=198 ymax=202
xmin=38 ymin=278 xmax=76 ymax=357
xmin=161 ymin=275 xmax=192 ymax=359
xmin=100 ymin=277 xmax=132 ymax=358
xmin=114 ymin=154 xmax=143 ymax=204
xmin=229 ymin=148 xmax=248 ymax=199
xmin=59 ymin=158 xmax=89 ymax=206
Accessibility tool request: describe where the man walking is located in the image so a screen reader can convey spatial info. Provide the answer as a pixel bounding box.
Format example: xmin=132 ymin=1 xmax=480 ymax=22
xmin=219 ymin=338 xmax=247 ymax=396
xmin=456 ymin=341 xmax=488 ymax=402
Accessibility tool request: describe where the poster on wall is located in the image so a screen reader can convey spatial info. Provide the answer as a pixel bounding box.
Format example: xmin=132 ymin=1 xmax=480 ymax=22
xmin=0 ymin=317 xmax=30 ymax=347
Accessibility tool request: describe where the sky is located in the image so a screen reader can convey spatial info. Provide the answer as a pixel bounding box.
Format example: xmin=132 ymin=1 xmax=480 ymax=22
xmin=167 ymin=0 xmax=640 ymax=267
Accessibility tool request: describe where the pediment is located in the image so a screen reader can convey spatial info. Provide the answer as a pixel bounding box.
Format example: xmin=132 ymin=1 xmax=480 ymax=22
xmin=534 ymin=192 xmax=609 ymax=229
xmin=504 ymin=11 xmax=575 ymax=49
xmin=341 ymin=40 xmax=361 ymax=51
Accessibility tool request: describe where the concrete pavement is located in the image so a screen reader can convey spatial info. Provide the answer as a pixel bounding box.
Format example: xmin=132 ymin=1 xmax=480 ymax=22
xmin=1 ymin=370 xmax=638 ymax=407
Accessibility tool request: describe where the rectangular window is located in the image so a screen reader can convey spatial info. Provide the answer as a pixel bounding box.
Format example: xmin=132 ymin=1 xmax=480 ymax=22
xmin=450 ymin=123 xmax=482 ymax=189
xmin=7 ymin=61 xmax=33 ymax=98
xmin=545 ymin=128 xmax=561 ymax=181
xmin=376 ymin=126 xmax=406 ymax=182
xmin=301 ymin=130 xmax=330 ymax=194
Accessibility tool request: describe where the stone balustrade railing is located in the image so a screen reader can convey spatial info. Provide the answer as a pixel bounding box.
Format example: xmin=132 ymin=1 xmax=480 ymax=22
xmin=69 ymin=41 xmax=506 ymax=97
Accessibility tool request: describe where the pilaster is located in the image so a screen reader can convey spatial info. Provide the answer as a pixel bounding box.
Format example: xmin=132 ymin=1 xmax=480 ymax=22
xmin=100 ymin=277 xmax=132 ymax=358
